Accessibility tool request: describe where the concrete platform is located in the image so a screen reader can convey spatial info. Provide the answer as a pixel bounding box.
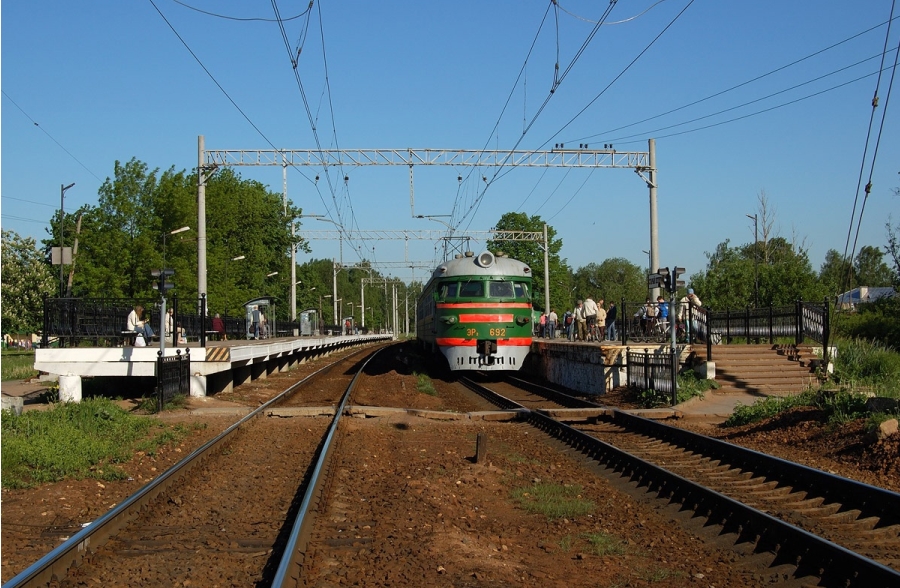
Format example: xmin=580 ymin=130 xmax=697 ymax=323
xmin=30 ymin=333 xmax=392 ymax=400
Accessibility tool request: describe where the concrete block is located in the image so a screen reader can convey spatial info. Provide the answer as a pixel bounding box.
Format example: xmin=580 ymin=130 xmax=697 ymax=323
xmin=59 ymin=374 xmax=82 ymax=403
xmin=1 ymin=396 xmax=24 ymax=415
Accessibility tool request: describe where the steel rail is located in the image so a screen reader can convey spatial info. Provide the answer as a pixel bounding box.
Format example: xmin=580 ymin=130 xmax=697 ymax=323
xmin=461 ymin=377 xmax=900 ymax=587
xmin=610 ymin=410 xmax=900 ymax=529
xmin=2 ymin=346 xmax=376 ymax=588
xmin=271 ymin=346 xmax=384 ymax=587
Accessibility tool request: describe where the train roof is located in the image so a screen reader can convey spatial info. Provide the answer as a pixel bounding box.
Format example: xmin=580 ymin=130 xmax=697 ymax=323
xmin=426 ymin=251 xmax=532 ymax=281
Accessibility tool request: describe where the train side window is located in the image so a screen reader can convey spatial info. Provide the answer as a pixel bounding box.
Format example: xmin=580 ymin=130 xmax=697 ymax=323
xmin=459 ymin=281 xmax=484 ymax=298
xmin=514 ymin=282 xmax=530 ymax=300
xmin=440 ymin=282 xmax=458 ymax=299
xmin=489 ymin=281 xmax=514 ymax=298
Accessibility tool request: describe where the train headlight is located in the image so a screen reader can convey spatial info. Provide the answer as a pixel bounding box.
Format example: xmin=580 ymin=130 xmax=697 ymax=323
xmin=476 ymin=251 xmax=495 ymax=268
xmin=441 ymin=316 xmax=458 ymax=324
xmin=516 ymin=315 xmax=530 ymax=326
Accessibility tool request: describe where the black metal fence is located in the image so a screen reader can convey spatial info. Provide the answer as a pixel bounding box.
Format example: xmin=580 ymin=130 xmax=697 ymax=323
xmin=696 ymin=299 xmax=830 ymax=362
xmin=156 ymin=348 xmax=190 ymax=412
xmin=626 ymin=348 xmax=678 ymax=404
xmin=610 ymin=298 xmax=829 ymax=365
xmin=41 ymin=295 xmax=307 ymax=348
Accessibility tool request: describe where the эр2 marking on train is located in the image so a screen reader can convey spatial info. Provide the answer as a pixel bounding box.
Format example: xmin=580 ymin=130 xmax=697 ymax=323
xmin=416 ymin=250 xmax=533 ymax=371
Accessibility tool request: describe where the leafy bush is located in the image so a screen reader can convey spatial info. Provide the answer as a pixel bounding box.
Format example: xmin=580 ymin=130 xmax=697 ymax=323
xmin=832 ymin=296 xmax=900 ymax=347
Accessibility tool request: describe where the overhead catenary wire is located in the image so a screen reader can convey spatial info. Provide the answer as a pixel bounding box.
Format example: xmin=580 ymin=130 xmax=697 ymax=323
xmin=2 ymin=90 xmax=104 ymax=183
xmin=843 ymin=0 xmax=898 ymax=297
xmin=171 ymin=0 xmax=312 ymax=22
xmin=457 ymin=0 xmax=622 ymax=232
xmin=570 ymin=15 xmax=900 ymax=145
xmin=269 ymin=0 xmax=368 ymax=263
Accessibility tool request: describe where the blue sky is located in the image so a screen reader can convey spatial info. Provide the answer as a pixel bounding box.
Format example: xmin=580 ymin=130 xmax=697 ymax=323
xmin=3 ymin=1 xmax=898 ymax=287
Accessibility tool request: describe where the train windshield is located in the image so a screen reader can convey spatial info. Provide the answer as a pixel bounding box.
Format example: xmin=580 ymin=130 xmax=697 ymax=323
xmin=489 ymin=281 xmax=515 ymax=298
xmin=458 ymin=280 xmax=484 ymax=297
xmin=514 ymin=282 xmax=530 ymax=300
xmin=439 ymin=282 xmax=458 ymax=299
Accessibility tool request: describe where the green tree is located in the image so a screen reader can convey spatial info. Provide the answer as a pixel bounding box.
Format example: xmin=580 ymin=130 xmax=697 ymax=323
xmin=486 ymin=212 xmax=570 ymax=313
xmin=853 ymin=245 xmax=893 ymax=287
xmin=819 ymin=249 xmax=853 ymax=296
xmin=888 ymin=217 xmax=900 ymax=286
xmin=573 ymin=258 xmax=646 ymax=307
xmin=689 ymin=237 xmax=824 ymax=310
xmin=2 ymin=230 xmax=57 ymax=334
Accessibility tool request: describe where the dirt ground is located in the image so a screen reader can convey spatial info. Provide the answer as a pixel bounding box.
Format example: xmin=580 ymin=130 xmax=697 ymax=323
xmin=2 ymin=344 xmax=898 ymax=586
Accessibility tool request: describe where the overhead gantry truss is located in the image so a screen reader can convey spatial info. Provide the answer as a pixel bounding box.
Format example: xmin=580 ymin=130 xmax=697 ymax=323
xmin=204 ymin=148 xmax=649 ymax=169
xmin=295 ymin=230 xmax=544 ymax=242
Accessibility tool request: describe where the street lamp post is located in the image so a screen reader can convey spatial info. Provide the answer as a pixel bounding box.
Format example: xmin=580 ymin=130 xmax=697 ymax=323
xmin=225 ymin=255 xmax=245 ymax=319
xmin=59 ymin=182 xmax=75 ymax=296
xmin=164 ymin=226 xmax=190 ymax=270
xmin=321 ymin=294 xmax=331 ymax=331
xmin=746 ymin=214 xmax=759 ymax=307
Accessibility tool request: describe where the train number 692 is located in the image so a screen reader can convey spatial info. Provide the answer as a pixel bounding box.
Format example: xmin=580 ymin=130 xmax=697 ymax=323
xmin=489 ymin=328 xmax=506 ymax=337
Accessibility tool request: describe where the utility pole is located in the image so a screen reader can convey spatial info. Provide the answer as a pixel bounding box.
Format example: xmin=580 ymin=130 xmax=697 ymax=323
xmin=59 ymin=182 xmax=75 ymax=296
xmin=746 ymin=213 xmax=759 ymax=307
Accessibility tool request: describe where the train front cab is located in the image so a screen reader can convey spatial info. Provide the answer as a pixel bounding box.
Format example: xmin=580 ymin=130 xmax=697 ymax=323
xmin=433 ymin=275 xmax=532 ymax=371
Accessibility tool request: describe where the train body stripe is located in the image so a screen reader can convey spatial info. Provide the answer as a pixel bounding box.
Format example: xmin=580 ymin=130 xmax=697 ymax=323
xmin=436 ymin=337 xmax=532 ymax=347
xmin=458 ymin=314 xmax=513 ymax=323
xmin=437 ymin=302 xmax=531 ymax=309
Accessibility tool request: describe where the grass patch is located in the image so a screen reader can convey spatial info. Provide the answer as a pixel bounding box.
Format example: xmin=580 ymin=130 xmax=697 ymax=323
xmin=582 ymin=531 xmax=626 ymax=556
xmin=832 ymin=339 xmax=900 ymax=396
xmin=1 ymin=397 xmax=192 ymax=489
xmin=414 ymin=372 xmax=437 ymax=396
xmin=136 ymin=393 xmax=188 ymax=413
xmin=1 ymin=352 xmax=38 ymax=381
xmin=511 ymin=482 xmax=594 ymax=519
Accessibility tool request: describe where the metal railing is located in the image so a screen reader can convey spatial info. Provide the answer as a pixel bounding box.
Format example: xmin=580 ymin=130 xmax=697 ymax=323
xmin=626 ymin=348 xmax=678 ymax=404
xmin=697 ymin=299 xmax=830 ymax=363
xmin=40 ymin=295 xmax=307 ymax=348
xmin=156 ymin=348 xmax=190 ymax=411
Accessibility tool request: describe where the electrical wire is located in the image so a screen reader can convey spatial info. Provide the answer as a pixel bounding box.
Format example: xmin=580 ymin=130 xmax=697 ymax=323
xmin=458 ymin=0 xmax=622 ymax=231
xmin=843 ymin=0 xmax=898 ymax=296
xmin=170 ymin=0 xmax=312 ymax=22
xmin=571 ymin=16 xmax=899 ymax=144
xmin=2 ymin=90 xmax=104 ymax=183
xmin=602 ymin=57 xmax=896 ymax=145
xmin=2 ymin=196 xmax=59 ymax=208
xmin=558 ymin=0 xmax=667 ymax=25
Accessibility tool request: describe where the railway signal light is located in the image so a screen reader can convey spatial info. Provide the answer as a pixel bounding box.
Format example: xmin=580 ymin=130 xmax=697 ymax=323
xmin=672 ymin=267 xmax=686 ymax=292
xmin=657 ymin=267 xmax=671 ymax=292
xmin=152 ymin=268 xmax=175 ymax=293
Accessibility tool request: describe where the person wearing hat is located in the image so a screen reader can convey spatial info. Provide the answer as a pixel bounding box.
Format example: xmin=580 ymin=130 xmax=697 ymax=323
xmin=678 ymin=288 xmax=702 ymax=340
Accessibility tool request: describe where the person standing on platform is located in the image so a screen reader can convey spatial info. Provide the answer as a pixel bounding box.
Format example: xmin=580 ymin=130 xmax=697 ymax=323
xmin=606 ymin=302 xmax=618 ymax=341
xmin=547 ymin=309 xmax=558 ymax=339
xmin=563 ymin=311 xmax=574 ymax=341
xmin=539 ymin=312 xmax=547 ymax=338
xmin=573 ymin=300 xmax=587 ymax=341
xmin=165 ymin=308 xmax=174 ymax=340
xmin=583 ymin=296 xmax=599 ymax=341
xmin=212 ymin=313 xmax=227 ymax=340
xmin=678 ymin=288 xmax=703 ymax=339
xmin=596 ymin=299 xmax=607 ymax=342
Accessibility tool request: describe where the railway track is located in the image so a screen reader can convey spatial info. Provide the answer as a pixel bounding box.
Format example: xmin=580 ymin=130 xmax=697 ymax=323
xmin=3 ymin=345 xmax=385 ymax=588
xmin=461 ymin=374 xmax=900 ymax=587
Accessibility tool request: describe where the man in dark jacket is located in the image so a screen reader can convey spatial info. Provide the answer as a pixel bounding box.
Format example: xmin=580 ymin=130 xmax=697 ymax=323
xmin=605 ymin=302 xmax=618 ymax=341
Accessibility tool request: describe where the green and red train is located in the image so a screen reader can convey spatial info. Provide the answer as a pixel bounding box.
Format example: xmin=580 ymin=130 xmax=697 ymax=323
xmin=416 ymin=250 xmax=533 ymax=371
